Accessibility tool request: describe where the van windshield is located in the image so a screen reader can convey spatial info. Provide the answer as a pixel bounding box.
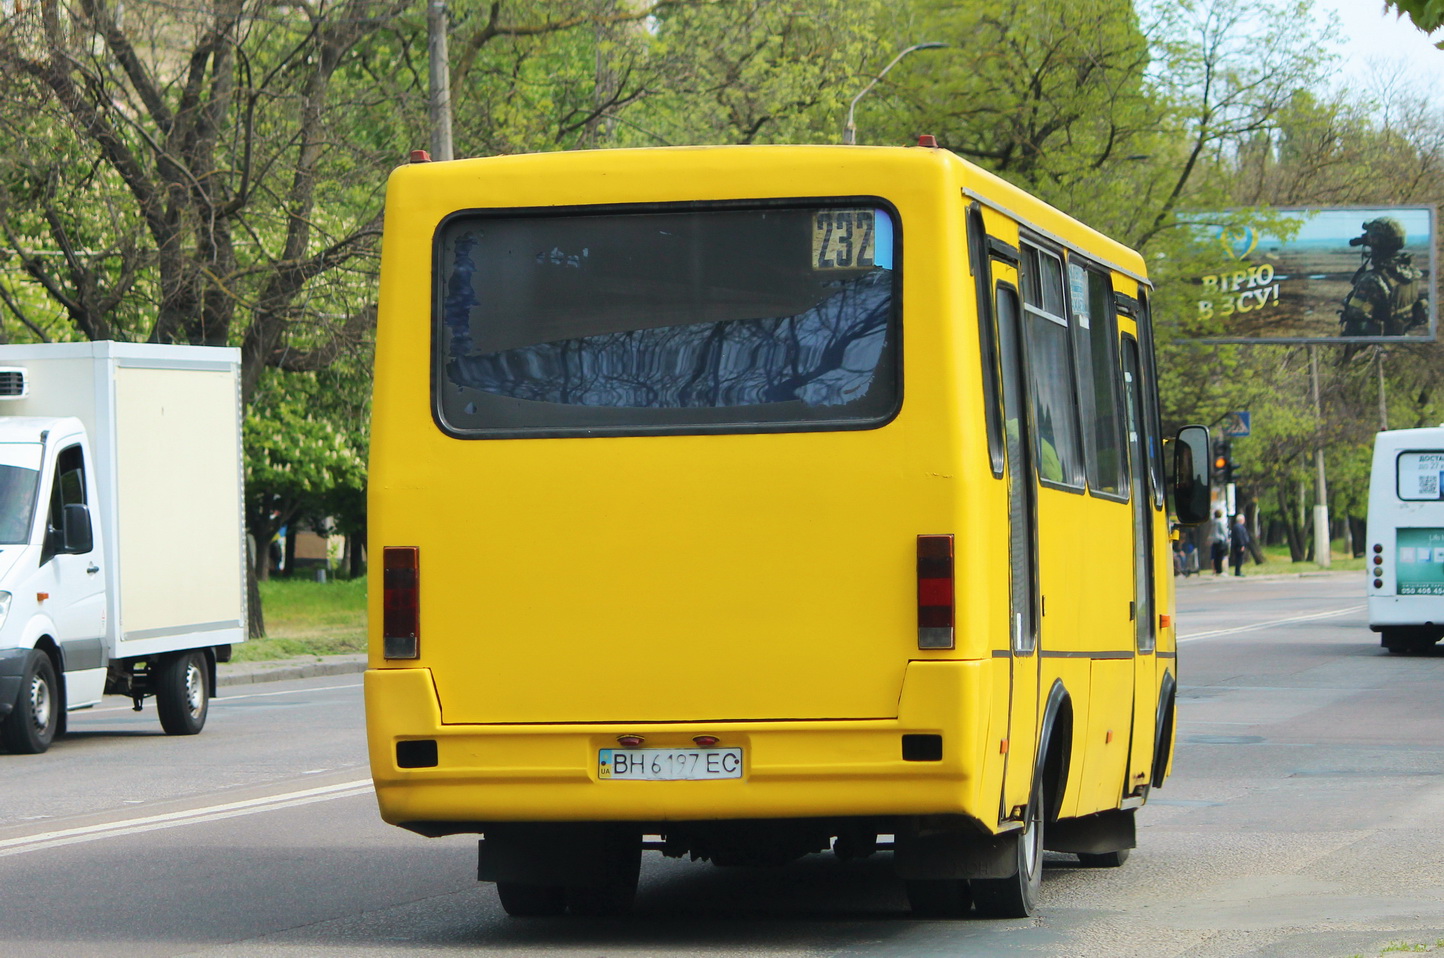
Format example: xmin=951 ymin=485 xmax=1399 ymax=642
xmin=433 ymin=204 xmax=900 ymax=437
xmin=0 ymin=443 xmax=42 ymax=545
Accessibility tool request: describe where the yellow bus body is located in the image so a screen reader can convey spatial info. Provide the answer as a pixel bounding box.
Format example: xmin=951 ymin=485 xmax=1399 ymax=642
xmin=366 ymin=144 xmax=1193 ymax=916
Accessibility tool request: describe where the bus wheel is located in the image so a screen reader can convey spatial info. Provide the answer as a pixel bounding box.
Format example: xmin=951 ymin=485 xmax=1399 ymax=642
xmin=904 ymin=878 xmax=972 ymax=918
xmin=565 ymin=844 xmax=640 ymax=916
xmin=972 ymin=780 xmax=1044 ymax=918
xmin=1 ymin=651 xmax=59 ymax=754
xmin=156 ymin=651 xmax=209 ymax=735
xmin=496 ymin=882 xmax=566 ymax=917
xmin=1077 ymin=848 xmax=1129 ymax=868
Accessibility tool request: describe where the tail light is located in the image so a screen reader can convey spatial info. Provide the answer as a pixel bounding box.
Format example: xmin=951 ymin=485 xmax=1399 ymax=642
xmin=917 ymin=534 xmax=955 ymax=649
xmin=383 ymin=547 xmax=420 ymax=659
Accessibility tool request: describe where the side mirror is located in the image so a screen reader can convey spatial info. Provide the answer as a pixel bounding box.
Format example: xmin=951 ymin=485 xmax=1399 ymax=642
xmin=1171 ymin=425 xmax=1212 ymax=525
xmin=62 ymin=502 xmax=93 ymax=554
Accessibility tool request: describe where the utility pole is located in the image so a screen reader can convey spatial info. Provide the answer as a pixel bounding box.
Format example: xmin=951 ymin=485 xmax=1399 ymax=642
xmin=1309 ymin=346 xmax=1331 ymax=568
xmin=428 ymin=0 xmax=454 ymax=161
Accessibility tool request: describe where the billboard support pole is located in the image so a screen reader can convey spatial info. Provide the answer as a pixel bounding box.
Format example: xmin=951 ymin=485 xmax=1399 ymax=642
xmin=1376 ymin=345 xmax=1389 ymax=430
xmin=1310 ymin=346 xmax=1332 ymax=568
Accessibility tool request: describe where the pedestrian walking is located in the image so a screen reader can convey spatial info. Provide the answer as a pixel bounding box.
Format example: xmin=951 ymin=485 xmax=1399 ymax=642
xmin=1229 ymin=513 xmax=1252 ymax=577
xmin=1210 ymin=509 xmax=1228 ymax=575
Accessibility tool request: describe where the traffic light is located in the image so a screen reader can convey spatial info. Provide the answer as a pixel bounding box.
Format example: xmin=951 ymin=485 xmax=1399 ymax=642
xmin=1212 ymin=439 xmax=1233 ymax=484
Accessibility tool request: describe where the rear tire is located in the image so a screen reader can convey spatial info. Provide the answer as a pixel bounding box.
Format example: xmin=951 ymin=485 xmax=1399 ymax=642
xmin=496 ymin=882 xmax=566 ymax=917
xmin=1077 ymin=848 xmax=1129 ymax=868
xmin=905 ymin=878 xmax=972 ymax=918
xmin=1381 ymin=628 xmax=1435 ymax=654
xmin=156 ymin=651 xmax=209 ymax=735
xmin=565 ymin=842 xmax=640 ymax=916
xmin=972 ymin=779 xmax=1044 ymax=918
xmin=1 ymin=651 xmax=58 ymax=754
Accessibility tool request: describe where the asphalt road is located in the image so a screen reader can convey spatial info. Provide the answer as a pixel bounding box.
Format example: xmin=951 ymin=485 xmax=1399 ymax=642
xmin=1 ymin=571 xmax=1441 ymax=957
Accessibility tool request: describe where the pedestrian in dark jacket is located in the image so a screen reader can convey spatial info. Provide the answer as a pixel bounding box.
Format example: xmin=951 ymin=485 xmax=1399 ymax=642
xmin=1229 ymin=513 xmax=1251 ymax=577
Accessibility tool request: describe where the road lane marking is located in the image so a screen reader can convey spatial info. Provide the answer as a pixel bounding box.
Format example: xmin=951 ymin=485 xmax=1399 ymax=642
xmin=1178 ymin=604 xmax=1365 ymax=642
xmin=0 ymin=778 xmax=374 ymax=858
xmin=74 ymin=682 xmax=364 ymax=715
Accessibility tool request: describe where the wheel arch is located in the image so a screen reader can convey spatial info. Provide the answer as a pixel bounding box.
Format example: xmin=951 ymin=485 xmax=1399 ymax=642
xmin=32 ymin=634 xmax=66 ymax=711
xmin=1151 ymin=668 xmax=1177 ymax=789
xmin=1032 ymin=678 xmax=1073 ymax=824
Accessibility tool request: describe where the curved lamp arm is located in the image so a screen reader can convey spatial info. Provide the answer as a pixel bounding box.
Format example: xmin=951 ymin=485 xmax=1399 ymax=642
xmin=842 ymin=42 xmax=947 ymax=145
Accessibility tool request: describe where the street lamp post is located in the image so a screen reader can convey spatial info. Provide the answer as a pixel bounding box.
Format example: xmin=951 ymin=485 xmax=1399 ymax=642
xmin=842 ymin=42 xmax=947 ymax=145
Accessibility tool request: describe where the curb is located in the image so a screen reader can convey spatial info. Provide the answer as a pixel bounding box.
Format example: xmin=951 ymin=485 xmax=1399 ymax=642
xmin=217 ymin=653 xmax=367 ymax=688
xmin=1175 ymin=568 xmax=1362 ymax=585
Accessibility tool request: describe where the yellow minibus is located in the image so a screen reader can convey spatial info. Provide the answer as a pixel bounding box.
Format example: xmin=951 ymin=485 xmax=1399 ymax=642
xmin=366 ymin=141 xmax=1211 ymax=919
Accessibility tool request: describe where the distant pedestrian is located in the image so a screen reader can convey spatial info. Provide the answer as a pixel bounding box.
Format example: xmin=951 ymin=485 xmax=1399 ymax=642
xmin=1210 ymin=509 xmax=1228 ymax=575
xmin=1230 ymin=513 xmax=1252 ymax=577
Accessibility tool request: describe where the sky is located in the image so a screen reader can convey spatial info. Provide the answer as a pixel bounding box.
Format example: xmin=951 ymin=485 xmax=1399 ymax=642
xmin=1312 ymin=0 xmax=1444 ymax=106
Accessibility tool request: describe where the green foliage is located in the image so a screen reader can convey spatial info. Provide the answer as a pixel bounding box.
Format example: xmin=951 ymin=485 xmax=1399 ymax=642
xmin=4 ymin=0 xmax=1444 ymax=579
xmin=1387 ymin=1 xmax=1444 ymax=41
xmin=244 ymin=367 xmax=368 ymax=578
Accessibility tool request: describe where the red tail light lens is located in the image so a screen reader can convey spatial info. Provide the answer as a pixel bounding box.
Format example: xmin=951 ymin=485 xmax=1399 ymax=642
xmin=918 ymin=534 xmax=955 ymax=649
xmin=383 ymin=547 xmax=420 ymax=659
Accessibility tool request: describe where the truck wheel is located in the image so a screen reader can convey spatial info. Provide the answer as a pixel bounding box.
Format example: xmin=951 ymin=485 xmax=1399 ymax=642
xmin=2 ymin=651 xmax=58 ymax=754
xmin=496 ymin=882 xmax=566 ymax=917
xmin=156 ymin=651 xmax=209 ymax=735
xmin=972 ymin=779 xmax=1044 ymax=918
xmin=1077 ymin=848 xmax=1129 ymax=868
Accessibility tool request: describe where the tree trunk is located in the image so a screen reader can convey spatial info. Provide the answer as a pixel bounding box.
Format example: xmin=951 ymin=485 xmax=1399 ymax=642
xmin=247 ymin=561 xmax=266 ymax=639
xmin=283 ymin=526 xmax=298 ymax=577
xmin=348 ymin=525 xmax=366 ymax=579
xmin=1278 ymin=484 xmax=1306 ymax=561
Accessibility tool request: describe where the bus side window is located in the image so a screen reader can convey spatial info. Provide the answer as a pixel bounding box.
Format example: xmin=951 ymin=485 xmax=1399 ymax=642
xmin=1067 ymin=261 xmax=1126 ymax=498
xmin=1020 ymin=244 xmax=1084 ymax=489
xmin=1136 ymin=291 xmax=1166 ymax=509
xmin=968 ymin=205 xmax=1005 ymax=479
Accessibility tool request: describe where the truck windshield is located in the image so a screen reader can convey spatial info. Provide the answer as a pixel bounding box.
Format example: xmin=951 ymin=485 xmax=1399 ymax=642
xmin=0 ymin=443 xmax=41 ymax=544
xmin=433 ymin=203 xmax=900 ymax=437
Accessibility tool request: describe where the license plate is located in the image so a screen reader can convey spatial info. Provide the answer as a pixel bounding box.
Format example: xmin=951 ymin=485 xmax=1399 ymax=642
xmin=598 ymin=747 xmax=743 ymax=781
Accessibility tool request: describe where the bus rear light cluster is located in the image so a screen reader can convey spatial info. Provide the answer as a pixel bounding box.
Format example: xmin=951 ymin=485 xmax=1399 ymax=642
xmin=917 ymin=535 xmax=955 ymax=650
xmin=1372 ymin=543 xmax=1384 ymax=589
xmin=383 ymin=547 xmax=421 ymax=659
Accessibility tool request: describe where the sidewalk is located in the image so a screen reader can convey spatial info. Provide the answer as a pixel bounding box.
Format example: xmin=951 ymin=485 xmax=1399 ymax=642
xmin=1174 ymin=566 xmax=1361 ymax=586
xmin=217 ymin=653 xmax=367 ymax=688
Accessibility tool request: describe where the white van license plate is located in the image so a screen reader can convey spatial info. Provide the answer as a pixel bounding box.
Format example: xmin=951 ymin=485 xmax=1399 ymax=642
xmin=598 ymin=747 xmax=743 ymax=780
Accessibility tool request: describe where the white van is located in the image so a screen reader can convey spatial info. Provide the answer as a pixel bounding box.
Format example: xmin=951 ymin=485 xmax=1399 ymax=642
xmin=1366 ymin=426 xmax=1444 ymax=653
xmin=0 ymin=342 xmax=246 ymax=752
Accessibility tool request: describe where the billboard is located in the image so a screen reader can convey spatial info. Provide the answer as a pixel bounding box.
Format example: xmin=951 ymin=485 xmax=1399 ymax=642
xmin=1187 ymin=206 xmax=1436 ymax=344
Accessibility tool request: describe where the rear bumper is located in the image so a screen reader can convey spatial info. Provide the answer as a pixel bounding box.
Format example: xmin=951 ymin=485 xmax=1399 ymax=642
xmin=365 ymin=660 xmax=992 ymax=827
xmin=1369 ymin=593 xmax=1444 ymax=629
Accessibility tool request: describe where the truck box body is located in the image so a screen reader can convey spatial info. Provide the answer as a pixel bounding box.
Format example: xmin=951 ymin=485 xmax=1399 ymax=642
xmin=0 ymin=341 xmax=245 ymax=674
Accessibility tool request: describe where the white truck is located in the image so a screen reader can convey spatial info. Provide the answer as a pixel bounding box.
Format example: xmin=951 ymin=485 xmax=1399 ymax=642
xmin=0 ymin=342 xmax=246 ymax=753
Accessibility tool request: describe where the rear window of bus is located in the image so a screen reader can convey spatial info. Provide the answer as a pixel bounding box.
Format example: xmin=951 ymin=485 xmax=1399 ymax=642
xmin=432 ymin=203 xmax=901 ymax=438
xmin=1398 ymin=450 xmax=1444 ymax=500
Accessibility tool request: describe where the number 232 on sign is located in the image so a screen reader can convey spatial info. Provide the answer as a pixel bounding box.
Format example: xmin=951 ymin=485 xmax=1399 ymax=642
xmin=813 ymin=210 xmax=876 ymax=270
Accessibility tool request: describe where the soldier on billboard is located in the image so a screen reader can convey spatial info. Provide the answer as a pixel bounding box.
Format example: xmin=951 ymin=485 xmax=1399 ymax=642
xmin=1339 ymin=217 xmax=1429 ymax=337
